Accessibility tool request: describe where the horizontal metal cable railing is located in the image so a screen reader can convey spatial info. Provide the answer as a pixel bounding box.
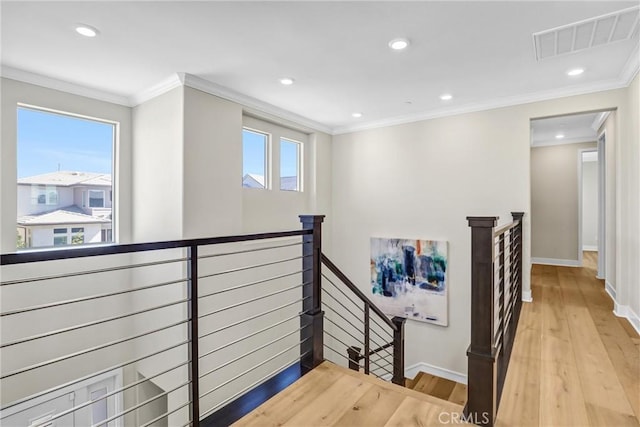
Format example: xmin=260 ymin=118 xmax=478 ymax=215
xmin=0 ymin=226 xmax=314 ymax=427
xmin=320 ymin=254 xmax=406 ymax=385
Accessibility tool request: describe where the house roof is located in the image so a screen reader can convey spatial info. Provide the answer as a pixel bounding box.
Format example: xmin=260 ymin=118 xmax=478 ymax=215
xmin=17 ymin=171 xmax=112 ymax=187
xmin=18 ymin=205 xmax=111 ymax=226
xmin=242 ymin=174 xmax=299 ymax=191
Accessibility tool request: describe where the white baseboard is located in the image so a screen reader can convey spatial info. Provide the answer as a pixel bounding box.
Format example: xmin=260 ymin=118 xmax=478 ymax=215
xmin=613 ymin=304 xmax=640 ymax=336
xmin=531 ymin=257 xmax=581 ymax=267
xmin=582 ymin=245 xmax=598 ymax=251
xmin=404 ymin=362 xmax=467 ymax=385
xmin=605 ymin=280 xmax=616 ymax=301
xmin=522 ymin=289 xmax=533 ymax=302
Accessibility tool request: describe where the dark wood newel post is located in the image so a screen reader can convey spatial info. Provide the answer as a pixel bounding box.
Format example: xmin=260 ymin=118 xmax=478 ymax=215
xmin=299 ymin=215 xmax=325 ymax=372
xmin=391 ymin=316 xmax=406 ymax=386
xmin=465 ymin=216 xmax=498 ymax=427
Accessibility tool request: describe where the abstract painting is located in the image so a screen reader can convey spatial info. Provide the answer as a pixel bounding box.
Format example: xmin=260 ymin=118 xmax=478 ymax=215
xmin=370 ymin=237 xmax=448 ymax=326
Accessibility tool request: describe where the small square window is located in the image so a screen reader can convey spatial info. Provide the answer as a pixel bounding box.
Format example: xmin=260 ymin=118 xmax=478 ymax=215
xmin=280 ymin=139 xmax=301 ymax=192
xmin=242 ymin=129 xmax=268 ymax=189
xmin=88 ymin=190 xmax=105 ymax=208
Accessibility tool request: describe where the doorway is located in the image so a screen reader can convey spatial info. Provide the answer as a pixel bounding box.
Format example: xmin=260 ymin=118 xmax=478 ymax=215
xmin=530 ymin=110 xmax=611 ymax=274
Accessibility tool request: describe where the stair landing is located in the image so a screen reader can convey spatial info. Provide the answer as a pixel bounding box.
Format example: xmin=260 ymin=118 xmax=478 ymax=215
xmin=233 ymin=361 xmax=467 ymax=426
xmin=406 ymin=372 xmax=467 ymax=406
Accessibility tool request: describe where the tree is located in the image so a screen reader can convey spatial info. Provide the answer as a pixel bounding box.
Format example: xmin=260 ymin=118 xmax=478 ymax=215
xmin=71 ymin=232 xmax=84 ymax=245
xmin=16 ymin=231 xmax=26 ymax=249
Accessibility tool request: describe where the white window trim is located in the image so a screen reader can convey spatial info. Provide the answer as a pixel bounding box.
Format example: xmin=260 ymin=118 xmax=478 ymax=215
xmin=242 ymin=126 xmax=271 ymax=190
xmin=280 ymin=137 xmax=303 ymax=192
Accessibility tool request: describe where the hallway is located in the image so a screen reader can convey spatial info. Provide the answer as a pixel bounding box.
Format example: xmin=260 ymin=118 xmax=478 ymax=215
xmin=496 ymin=253 xmax=640 ymax=426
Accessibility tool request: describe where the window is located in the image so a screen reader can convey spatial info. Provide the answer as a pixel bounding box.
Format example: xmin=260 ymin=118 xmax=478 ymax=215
xmin=88 ymin=190 xmax=105 ymax=207
xmin=53 ymin=228 xmax=68 ymax=246
xmin=242 ymin=128 xmax=269 ymax=189
xmin=31 ymin=185 xmax=58 ymax=205
xmin=280 ymin=138 xmax=301 ymax=191
xmin=17 ymin=106 xmax=115 ymax=249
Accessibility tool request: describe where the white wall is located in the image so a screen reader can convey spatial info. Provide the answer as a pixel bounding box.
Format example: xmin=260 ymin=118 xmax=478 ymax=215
xmin=582 ymin=157 xmax=598 ymax=250
xmin=530 ymin=141 xmax=596 ymax=262
xmin=1 ymin=78 xmax=132 ymax=249
xmin=331 ymin=86 xmax=633 ymax=376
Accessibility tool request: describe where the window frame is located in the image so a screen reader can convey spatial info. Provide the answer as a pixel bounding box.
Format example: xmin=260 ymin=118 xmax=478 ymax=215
xmin=88 ymin=190 xmax=106 ymax=208
xmin=16 ymin=104 xmax=118 ymax=250
xmin=279 ymin=137 xmax=303 ymax=192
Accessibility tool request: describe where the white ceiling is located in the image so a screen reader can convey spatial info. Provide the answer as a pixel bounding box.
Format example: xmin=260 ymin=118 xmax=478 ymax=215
xmin=1 ymin=1 xmax=638 ymax=134
xmin=530 ymin=112 xmax=603 ymax=147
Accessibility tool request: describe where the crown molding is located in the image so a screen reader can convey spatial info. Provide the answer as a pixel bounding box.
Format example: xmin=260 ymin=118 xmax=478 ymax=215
xmin=0 ymin=65 xmax=131 ymax=106
xmin=179 ymin=73 xmax=333 ymax=134
xmin=591 ymin=111 xmax=611 ymax=132
xmin=333 ymin=77 xmax=632 ymax=135
xmin=620 ymin=40 xmax=640 ymax=85
xmin=531 ymin=135 xmax=597 ymax=148
xmin=129 ymin=74 xmax=182 ymax=106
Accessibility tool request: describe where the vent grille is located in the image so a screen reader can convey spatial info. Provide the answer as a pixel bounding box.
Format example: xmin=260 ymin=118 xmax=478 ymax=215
xmin=533 ymin=6 xmax=639 ymax=61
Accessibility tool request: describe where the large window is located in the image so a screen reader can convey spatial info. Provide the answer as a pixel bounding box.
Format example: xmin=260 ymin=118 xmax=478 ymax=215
xmin=280 ymin=138 xmax=301 ymax=191
xmin=242 ymin=128 xmax=269 ymax=189
xmin=17 ymin=106 xmax=115 ymax=249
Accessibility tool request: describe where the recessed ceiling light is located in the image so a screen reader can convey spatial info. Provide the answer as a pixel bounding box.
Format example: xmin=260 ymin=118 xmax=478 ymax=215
xmin=352 ymin=112 xmax=363 ymax=118
xmin=556 ymin=133 xmax=565 ymax=139
xmin=388 ymin=38 xmax=410 ymax=50
xmin=279 ymin=77 xmax=295 ymax=85
xmin=440 ymin=94 xmax=453 ymax=101
xmin=567 ymin=68 xmax=584 ymax=76
xmin=75 ymin=25 xmax=98 ymax=37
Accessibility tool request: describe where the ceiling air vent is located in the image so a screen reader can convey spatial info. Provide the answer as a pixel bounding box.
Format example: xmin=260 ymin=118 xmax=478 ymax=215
xmin=533 ymin=6 xmax=639 ymax=61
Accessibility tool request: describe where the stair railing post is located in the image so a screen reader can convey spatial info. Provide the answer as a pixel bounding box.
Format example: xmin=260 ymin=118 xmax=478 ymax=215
xmin=465 ymin=216 xmax=498 ymax=427
xmin=391 ymin=316 xmax=406 ymax=386
xmin=299 ymin=215 xmax=325 ymax=372
xmin=187 ymin=245 xmax=200 ymax=427
xmin=347 ymin=346 xmax=362 ymax=371
xmin=511 ymin=212 xmax=525 ymax=318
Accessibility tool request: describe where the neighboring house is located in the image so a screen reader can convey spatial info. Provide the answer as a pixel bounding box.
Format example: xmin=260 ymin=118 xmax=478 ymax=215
xmin=17 ymin=171 xmax=112 ymax=248
xmin=242 ymin=173 xmax=299 ymax=191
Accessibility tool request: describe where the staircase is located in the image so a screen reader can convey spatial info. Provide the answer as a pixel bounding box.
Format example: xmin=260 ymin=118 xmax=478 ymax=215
xmin=406 ymin=372 xmax=467 ymax=406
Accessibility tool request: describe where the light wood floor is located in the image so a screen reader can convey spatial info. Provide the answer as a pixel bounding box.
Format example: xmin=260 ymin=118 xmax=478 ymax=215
xmin=406 ymin=372 xmax=467 ymax=406
xmin=234 ymin=361 xmax=468 ymax=426
xmin=496 ymin=252 xmax=640 ymax=427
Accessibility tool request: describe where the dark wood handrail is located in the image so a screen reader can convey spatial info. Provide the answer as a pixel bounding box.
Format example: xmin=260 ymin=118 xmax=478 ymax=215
xmin=356 ymin=341 xmax=393 ymax=361
xmin=1 ymin=229 xmax=312 ymax=265
xmin=320 ymin=253 xmax=397 ymax=331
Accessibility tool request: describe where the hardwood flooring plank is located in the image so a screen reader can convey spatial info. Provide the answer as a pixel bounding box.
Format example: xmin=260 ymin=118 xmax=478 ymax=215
xmin=447 ymin=383 xmax=467 ymax=406
xmin=333 ymin=384 xmax=407 ymax=426
xmin=384 ymin=396 xmax=467 ymax=427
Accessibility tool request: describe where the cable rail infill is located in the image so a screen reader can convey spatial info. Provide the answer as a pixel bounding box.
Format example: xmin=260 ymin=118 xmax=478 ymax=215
xmin=1 ymin=297 xmax=188 ymax=348
xmin=199 ymin=337 xmax=310 ymax=400
xmin=197 ymin=241 xmax=303 ymax=260
xmin=198 ymin=255 xmax=309 ymax=280
xmin=0 ymin=339 xmax=189 ymax=415
xmin=1 ymin=277 xmax=187 ymax=317
xmin=198 ymin=282 xmax=310 ymax=320
xmin=199 ymin=352 xmax=309 ymax=419
xmin=321 ymin=253 xmax=397 ymax=331
xmin=199 ymin=326 xmax=305 ymax=380
xmin=0 ymin=257 xmax=188 ymax=287
xmin=198 ymin=297 xmax=309 ymax=340
xmin=1 ymin=318 xmax=189 ymax=380
xmin=199 ymin=313 xmax=303 ymax=360
xmin=198 ymin=269 xmax=309 ymax=299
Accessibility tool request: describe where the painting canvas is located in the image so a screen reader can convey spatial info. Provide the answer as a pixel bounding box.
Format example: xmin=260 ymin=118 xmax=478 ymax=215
xmin=370 ymin=238 xmax=448 ymax=326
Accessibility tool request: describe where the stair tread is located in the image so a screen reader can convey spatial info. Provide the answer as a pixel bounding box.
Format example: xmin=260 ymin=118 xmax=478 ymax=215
xmin=408 ymin=371 xmax=467 ymax=406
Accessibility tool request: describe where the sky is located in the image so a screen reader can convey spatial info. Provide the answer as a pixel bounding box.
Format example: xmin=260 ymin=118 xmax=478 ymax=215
xmin=243 ymin=129 xmax=298 ymax=181
xmin=17 ymin=107 xmax=114 ymax=178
